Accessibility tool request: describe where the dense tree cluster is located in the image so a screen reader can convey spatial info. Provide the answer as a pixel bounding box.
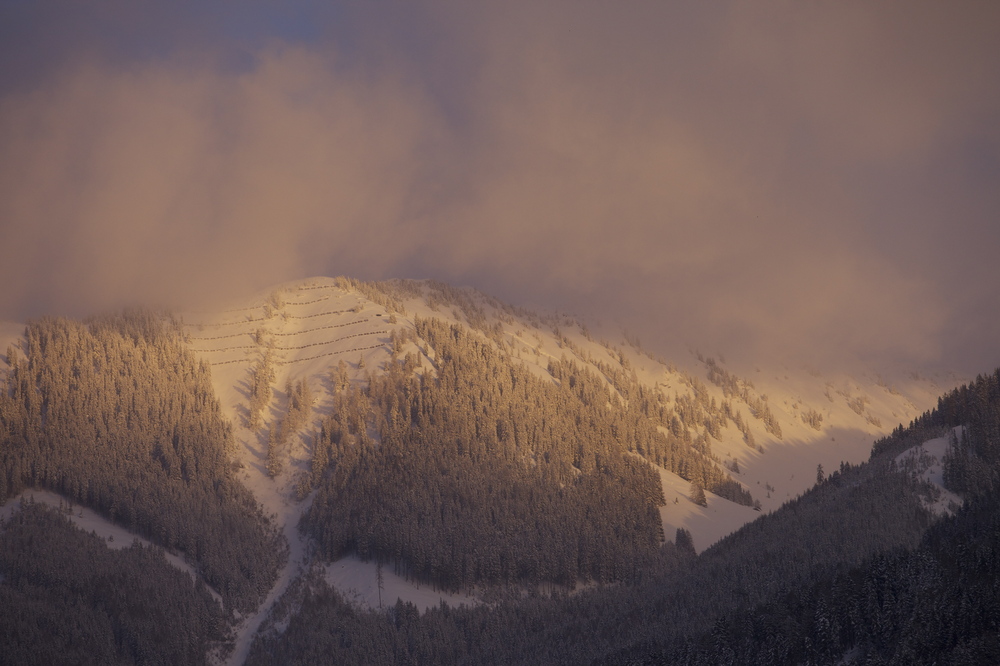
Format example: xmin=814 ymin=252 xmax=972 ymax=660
xmin=704 ymin=357 xmax=782 ymax=439
xmin=650 ymin=373 xmax=1000 ymax=665
xmin=6 ymin=285 xmax=996 ymax=665
xmin=937 ymin=370 xmax=1000 ymax=498
xmin=251 ymin=440 xmax=940 ymax=665
xmin=247 ymin=346 xmax=275 ymax=430
xmin=0 ymin=311 xmax=283 ymax=612
xmin=0 ymin=501 xmax=225 ymax=665
xmin=266 ymin=378 xmax=314 ymax=478
xmin=801 ymin=407 xmax=824 ymax=430
xmin=354 ymin=278 xmax=773 ymax=482
xmin=303 ymin=317 xmax=667 ymax=589
xmin=253 ymin=357 xmax=987 ymax=665
xmin=656 ymin=496 xmax=1000 ymax=665
xmin=874 ymin=368 xmax=1000 ymax=490
xmin=333 ymin=276 xmax=409 ymax=315
xmin=257 ymin=363 xmax=996 ymax=666
xmin=543 ymin=354 xmax=749 ymax=503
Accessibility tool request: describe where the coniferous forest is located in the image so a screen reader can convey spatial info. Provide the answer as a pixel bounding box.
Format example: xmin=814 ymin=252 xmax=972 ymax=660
xmin=1 ymin=304 xmax=1000 ymax=665
xmin=0 ymin=501 xmax=226 ymax=665
xmin=2 ymin=0 xmax=997 ymax=663
xmin=301 ymin=314 xmax=755 ymax=595
xmin=303 ymin=317 xmax=668 ymax=589
xmin=248 ymin=369 xmax=1000 ymax=665
xmin=0 ymin=312 xmax=284 ymax=618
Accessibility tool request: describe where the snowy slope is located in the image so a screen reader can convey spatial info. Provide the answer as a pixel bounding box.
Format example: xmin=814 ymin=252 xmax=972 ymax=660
xmin=0 ymin=277 xmax=963 ymax=663
xmin=894 ymin=426 xmax=964 ymax=517
xmin=373 ymin=279 xmax=954 ymax=549
xmin=179 ymin=279 xmax=407 ymax=664
xmin=182 ymin=276 xmax=961 ymax=589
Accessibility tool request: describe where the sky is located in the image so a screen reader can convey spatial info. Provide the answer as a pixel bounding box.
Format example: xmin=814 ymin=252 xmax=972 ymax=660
xmin=1 ymin=1 xmax=998 ymax=373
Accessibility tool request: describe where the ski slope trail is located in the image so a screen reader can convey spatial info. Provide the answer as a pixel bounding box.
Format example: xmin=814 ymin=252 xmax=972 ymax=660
xmin=181 ymin=277 xmax=960 ymax=662
xmin=182 ymin=278 xmax=427 ymax=664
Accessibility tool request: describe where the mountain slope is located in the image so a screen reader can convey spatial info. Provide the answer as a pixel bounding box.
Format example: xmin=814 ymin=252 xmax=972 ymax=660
xmin=637 ymin=370 xmax=1000 ymax=665
xmin=245 ymin=369 xmax=1000 ymax=665
xmin=0 ymin=312 xmax=283 ymax=613
xmin=0 ymin=501 xmax=226 ymax=665
xmin=181 ymin=277 xmax=955 ymax=554
xmin=174 ymin=276 xmax=957 ymax=662
xmin=0 ymin=276 xmax=964 ymax=665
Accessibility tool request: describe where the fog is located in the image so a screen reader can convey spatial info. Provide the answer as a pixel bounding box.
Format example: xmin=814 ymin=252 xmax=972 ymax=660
xmin=1 ymin=1 xmax=998 ymax=373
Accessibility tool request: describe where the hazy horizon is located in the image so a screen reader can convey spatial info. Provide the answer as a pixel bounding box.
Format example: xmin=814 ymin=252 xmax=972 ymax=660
xmin=1 ymin=2 xmax=998 ymax=374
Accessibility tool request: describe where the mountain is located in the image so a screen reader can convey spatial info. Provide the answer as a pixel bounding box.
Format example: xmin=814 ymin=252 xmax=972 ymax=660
xmin=0 ymin=276 xmax=983 ymax=665
xmin=183 ymin=279 xmax=954 ymax=525
xmin=174 ymin=276 xmax=962 ymax=661
xmin=237 ymin=281 xmax=1000 ymax=664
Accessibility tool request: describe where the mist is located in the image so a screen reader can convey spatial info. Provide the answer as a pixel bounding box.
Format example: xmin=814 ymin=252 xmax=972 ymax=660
xmin=1 ymin=1 xmax=998 ymax=373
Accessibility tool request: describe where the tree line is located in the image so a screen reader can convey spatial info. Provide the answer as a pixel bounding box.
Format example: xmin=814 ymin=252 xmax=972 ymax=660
xmin=647 ymin=369 xmax=1000 ymax=664
xmin=251 ymin=364 xmax=986 ymax=664
xmin=302 ymin=317 xmax=668 ymax=590
xmin=0 ymin=310 xmax=284 ymax=614
xmin=0 ymin=500 xmax=227 ymax=665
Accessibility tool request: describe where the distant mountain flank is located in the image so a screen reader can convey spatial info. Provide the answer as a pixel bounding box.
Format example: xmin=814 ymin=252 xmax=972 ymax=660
xmin=245 ymin=331 xmax=1000 ymax=666
xmin=0 ymin=276 xmax=973 ymax=665
xmin=180 ymin=276 xmax=957 ymax=554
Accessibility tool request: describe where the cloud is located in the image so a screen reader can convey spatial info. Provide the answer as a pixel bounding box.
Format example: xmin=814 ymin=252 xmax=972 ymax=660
xmin=0 ymin=1 xmax=997 ymax=373
xmin=0 ymin=46 xmax=443 ymax=315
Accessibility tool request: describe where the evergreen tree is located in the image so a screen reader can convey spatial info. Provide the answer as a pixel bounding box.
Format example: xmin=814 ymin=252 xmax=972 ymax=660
xmin=690 ymin=482 xmax=707 ymax=507
xmin=675 ymin=527 xmax=696 ymax=557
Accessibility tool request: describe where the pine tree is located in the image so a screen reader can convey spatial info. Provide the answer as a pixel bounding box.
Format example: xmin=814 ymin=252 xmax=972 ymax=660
xmin=249 ymin=348 xmax=275 ymax=430
xmin=266 ymin=425 xmax=283 ymax=478
xmin=675 ymin=527 xmax=696 ymax=556
xmin=334 ymin=359 xmax=349 ymax=391
xmin=691 ymin=481 xmax=707 ymax=507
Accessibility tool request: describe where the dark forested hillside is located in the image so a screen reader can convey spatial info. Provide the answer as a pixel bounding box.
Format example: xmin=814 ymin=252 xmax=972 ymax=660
xmin=645 ymin=495 xmax=1000 ymax=665
xmin=251 ymin=368 xmax=1000 ymax=666
xmin=645 ymin=370 xmax=1000 ymax=665
xmin=3 ymin=298 xmax=994 ymax=665
xmin=0 ymin=501 xmax=226 ymax=666
xmin=302 ymin=317 xmax=670 ymax=589
xmin=251 ymin=443 xmax=936 ymax=665
xmin=0 ymin=311 xmax=283 ymax=613
xmin=875 ymin=368 xmax=1000 ymax=499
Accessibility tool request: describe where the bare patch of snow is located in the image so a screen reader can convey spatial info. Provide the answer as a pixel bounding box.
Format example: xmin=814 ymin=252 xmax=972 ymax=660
xmin=179 ymin=277 xmax=961 ymax=655
xmin=324 ymin=556 xmax=478 ymax=613
xmin=653 ymin=465 xmax=761 ymax=554
xmin=895 ymin=426 xmax=964 ymax=516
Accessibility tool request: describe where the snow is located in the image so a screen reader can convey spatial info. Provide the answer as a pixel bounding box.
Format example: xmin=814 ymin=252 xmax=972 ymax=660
xmin=184 ymin=278 xmax=957 ymax=568
xmin=323 ymin=556 xmax=477 ymax=613
xmin=654 ymin=465 xmax=762 ymax=554
xmin=0 ymin=277 xmax=964 ymax=663
xmin=617 ymin=345 xmax=960 ymax=548
xmin=179 ymin=278 xmax=425 ymax=665
xmin=222 ymin=508 xmax=311 ymax=666
xmin=384 ymin=284 xmax=959 ymax=552
xmin=894 ymin=426 xmax=964 ymax=516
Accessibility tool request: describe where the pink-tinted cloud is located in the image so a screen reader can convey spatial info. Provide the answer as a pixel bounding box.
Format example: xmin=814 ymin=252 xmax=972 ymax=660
xmin=0 ymin=2 xmax=997 ymax=372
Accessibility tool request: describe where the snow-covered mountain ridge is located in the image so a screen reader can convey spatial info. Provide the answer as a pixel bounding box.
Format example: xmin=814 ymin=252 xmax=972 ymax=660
xmin=0 ymin=275 xmax=970 ymax=665
xmin=180 ymin=276 xmax=961 ymax=555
